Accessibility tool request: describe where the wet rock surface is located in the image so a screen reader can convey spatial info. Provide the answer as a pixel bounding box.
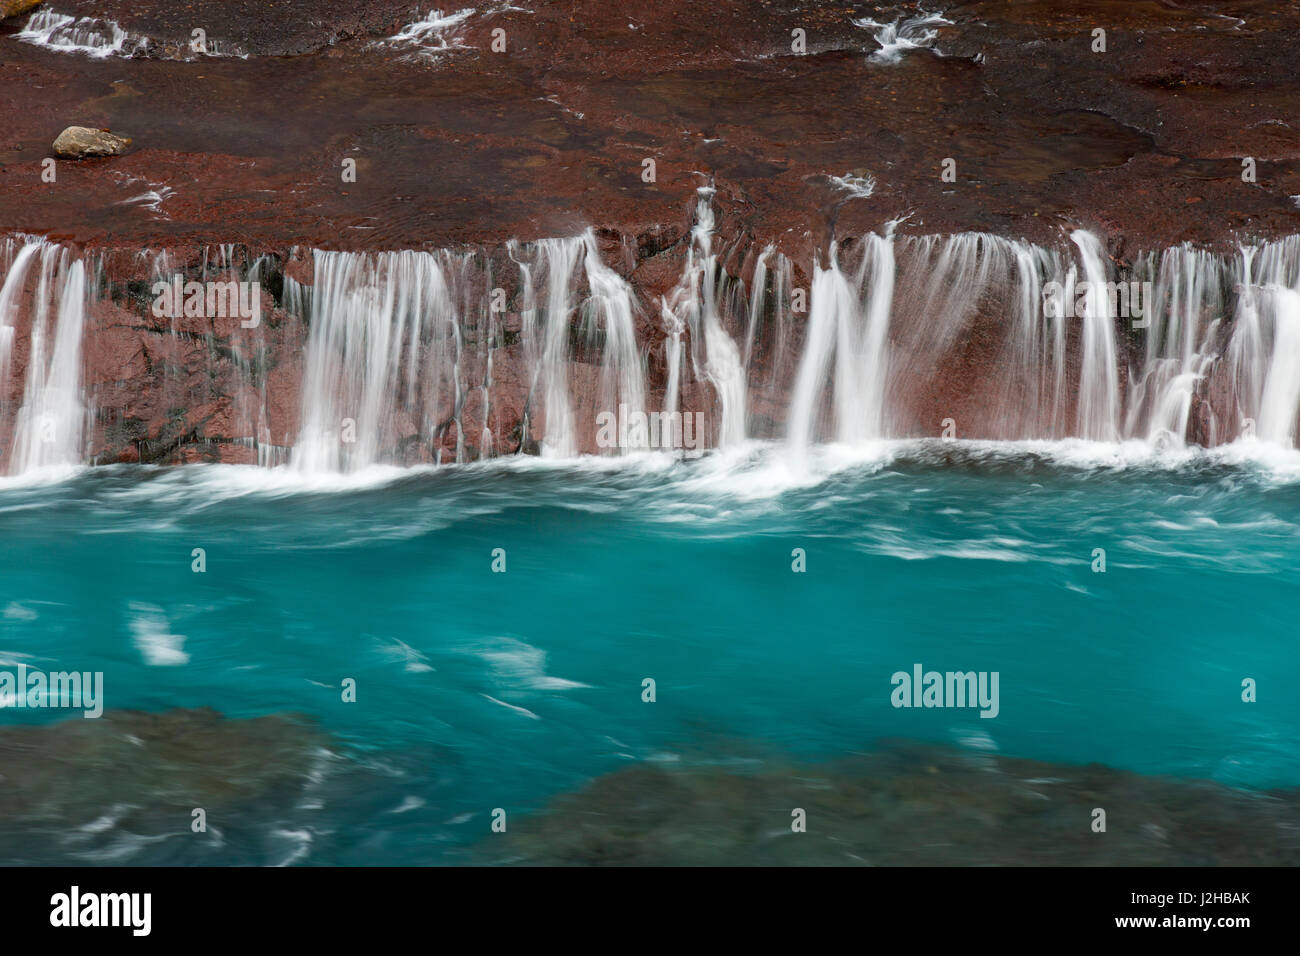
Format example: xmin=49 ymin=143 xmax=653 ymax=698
xmin=0 ymin=0 xmax=1298 ymax=465
xmin=0 ymin=0 xmax=1294 ymax=256
xmin=471 ymin=740 xmax=1300 ymax=866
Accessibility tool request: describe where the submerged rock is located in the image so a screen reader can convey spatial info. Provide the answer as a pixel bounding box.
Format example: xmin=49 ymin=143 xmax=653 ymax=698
xmin=52 ymin=126 xmax=132 ymax=159
xmin=0 ymin=706 xmax=462 ymax=865
xmin=472 ymin=740 xmax=1300 ymax=866
xmin=0 ymin=0 xmax=41 ymax=21
xmin=0 ymin=708 xmax=331 ymax=864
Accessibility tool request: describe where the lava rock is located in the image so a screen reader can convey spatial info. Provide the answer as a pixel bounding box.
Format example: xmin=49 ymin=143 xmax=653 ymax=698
xmin=52 ymin=126 xmax=132 ymax=159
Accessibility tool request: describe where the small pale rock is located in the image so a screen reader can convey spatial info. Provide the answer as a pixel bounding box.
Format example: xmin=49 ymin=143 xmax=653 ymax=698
xmin=52 ymin=126 xmax=132 ymax=159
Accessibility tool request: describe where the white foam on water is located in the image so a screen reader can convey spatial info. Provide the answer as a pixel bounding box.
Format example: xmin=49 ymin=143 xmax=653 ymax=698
xmin=118 ymin=186 xmax=176 ymax=218
xmin=269 ymin=829 xmax=313 ymax=867
xmin=383 ymin=8 xmax=476 ymax=60
xmin=128 ymin=602 xmax=190 ymax=666
xmin=827 ymin=172 xmax=877 ymax=199
xmin=475 ymin=636 xmax=591 ymax=691
xmin=378 ymin=637 xmax=435 ymax=673
xmin=387 ymin=796 xmax=427 ymax=814
xmin=14 ymin=12 xmax=134 ymax=58
xmin=481 ymin=693 xmax=541 ymax=720
xmin=14 ymin=10 xmax=246 ymax=59
xmin=2 ymin=602 xmax=38 ymax=621
xmin=853 ymin=9 xmax=952 ymax=64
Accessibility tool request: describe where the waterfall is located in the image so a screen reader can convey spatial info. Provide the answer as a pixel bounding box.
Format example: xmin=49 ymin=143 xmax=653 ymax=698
xmin=519 ymin=238 xmax=582 ymax=457
xmin=850 ymin=232 xmax=897 ymax=442
xmin=1124 ymin=245 xmax=1222 ymax=447
xmin=292 ymin=235 xmax=646 ymax=470
xmin=580 ymin=231 xmax=646 ymax=451
xmin=793 ymin=229 xmax=1090 ymax=449
xmin=787 ymin=249 xmax=848 ymax=455
xmin=742 ymin=246 xmax=772 ymax=371
xmin=662 ymin=188 xmax=747 ymax=449
xmin=0 ymin=239 xmax=43 ymax=403
xmin=1071 ymin=230 xmax=1121 ymax=442
xmin=10 ymin=245 xmax=91 ymax=473
xmin=1227 ymin=245 xmax=1265 ymax=438
xmin=787 ymin=229 xmax=896 ymax=453
xmin=1256 ymin=288 xmax=1300 ymax=445
xmin=293 ymin=249 xmax=464 ymax=473
xmin=1227 ymin=237 xmax=1300 ymax=442
xmin=661 ymin=298 xmax=684 ymax=422
xmin=15 ymin=12 xmax=134 ymax=59
xmin=994 ymin=242 xmax=1068 ymax=438
xmin=515 ymin=234 xmax=648 ymax=457
xmin=3 ymin=223 xmax=1300 ymax=473
xmin=756 ymin=252 xmax=793 ymax=393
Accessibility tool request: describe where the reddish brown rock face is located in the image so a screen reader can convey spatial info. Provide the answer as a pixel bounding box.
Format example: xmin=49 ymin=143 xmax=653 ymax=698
xmin=0 ymin=0 xmax=1297 ymax=465
xmin=1 ymin=0 xmax=1296 ymax=253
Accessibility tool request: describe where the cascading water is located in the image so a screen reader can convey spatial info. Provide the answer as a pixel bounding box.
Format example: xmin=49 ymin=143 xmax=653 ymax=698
xmin=0 ymin=239 xmax=42 ymax=403
xmin=661 ymin=188 xmax=748 ymax=449
xmin=9 ymin=5 xmax=1300 ymax=875
xmin=8 ymin=243 xmax=92 ymax=473
xmin=995 ymin=241 xmax=1068 ymax=439
xmin=293 ymin=249 xmax=466 ymax=472
xmin=1070 ymin=230 xmax=1122 ymax=442
xmin=3 ymin=226 xmax=1300 ymax=472
xmin=14 ymin=11 xmax=135 ymax=59
xmin=1226 ymin=236 xmax=1300 ymax=443
xmin=1256 ymin=287 xmax=1300 ymax=445
xmin=1125 ymin=245 xmax=1222 ymax=447
xmin=516 ymin=235 xmax=648 ymax=459
xmin=787 ymin=228 xmax=896 ymax=455
xmin=742 ymin=246 xmax=772 ymax=372
xmin=291 ymin=234 xmax=647 ymax=470
xmin=580 ymin=231 xmax=646 ymax=449
xmin=382 ymin=9 xmax=476 ymax=60
xmin=792 ymin=229 xmax=1086 ymax=449
xmin=14 ymin=9 xmax=246 ymax=59
xmin=853 ymin=10 xmax=952 ymax=64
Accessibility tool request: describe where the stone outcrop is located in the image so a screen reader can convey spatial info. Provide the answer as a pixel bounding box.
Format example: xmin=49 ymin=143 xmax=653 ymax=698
xmin=0 ymin=0 xmax=1295 ymax=253
xmin=0 ymin=1 xmax=1297 ymax=466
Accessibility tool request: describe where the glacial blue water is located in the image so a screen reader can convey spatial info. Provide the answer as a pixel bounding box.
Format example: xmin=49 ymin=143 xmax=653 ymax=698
xmin=2 ymin=439 xmax=1298 ymax=864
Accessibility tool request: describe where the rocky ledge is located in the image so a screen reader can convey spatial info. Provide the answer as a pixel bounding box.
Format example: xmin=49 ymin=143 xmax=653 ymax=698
xmin=1 ymin=0 xmax=1298 ymax=467
xmin=0 ymin=0 xmax=1296 ymax=257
